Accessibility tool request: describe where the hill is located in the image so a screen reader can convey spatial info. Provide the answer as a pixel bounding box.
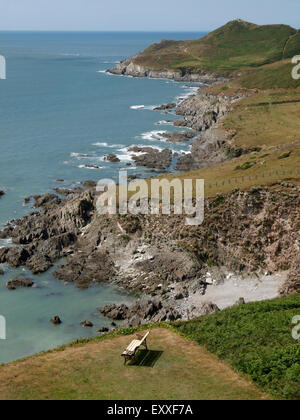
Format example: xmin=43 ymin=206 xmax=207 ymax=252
xmin=109 ymin=20 xmax=300 ymax=78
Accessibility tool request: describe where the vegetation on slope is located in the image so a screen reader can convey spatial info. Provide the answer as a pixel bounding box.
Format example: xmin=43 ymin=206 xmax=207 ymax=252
xmin=175 ymin=294 xmax=300 ymax=400
xmin=132 ymin=20 xmax=300 ymax=74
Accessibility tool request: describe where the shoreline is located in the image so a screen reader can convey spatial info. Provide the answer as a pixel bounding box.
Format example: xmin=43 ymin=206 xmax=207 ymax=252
xmin=0 ymin=70 xmax=298 ymax=336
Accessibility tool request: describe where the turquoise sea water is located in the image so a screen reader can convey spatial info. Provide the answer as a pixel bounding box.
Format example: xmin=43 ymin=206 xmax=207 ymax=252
xmin=0 ymin=31 xmax=205 ymax=363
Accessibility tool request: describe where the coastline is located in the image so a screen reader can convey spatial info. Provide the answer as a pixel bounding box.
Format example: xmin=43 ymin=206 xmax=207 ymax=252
xmin=107 ymin=59 xmax=229 ymax=84
xmin=1 ymin=67 xmax=299 ymax=338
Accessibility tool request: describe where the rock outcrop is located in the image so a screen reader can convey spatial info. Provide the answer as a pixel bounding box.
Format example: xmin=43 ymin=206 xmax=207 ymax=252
xmin=108 ymin=60 xmax=226 ymax=83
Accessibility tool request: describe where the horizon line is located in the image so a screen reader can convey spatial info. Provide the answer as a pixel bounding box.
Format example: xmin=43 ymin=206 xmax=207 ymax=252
xmin=0 ymin=29 xmax=210 ymax=33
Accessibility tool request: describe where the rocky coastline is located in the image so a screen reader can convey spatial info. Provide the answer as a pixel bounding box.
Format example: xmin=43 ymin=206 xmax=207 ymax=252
xmin=0 ymin=179 xmax=299 ymax=328
xmin=1 ymin=71 xmax=298 ymax=331
xmin=108 ymin=59 xmax=228 ymax=84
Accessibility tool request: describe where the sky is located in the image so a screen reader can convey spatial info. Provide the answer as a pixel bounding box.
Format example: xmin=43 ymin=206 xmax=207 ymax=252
xmin=0 ymin=0 xmax=299 ymax=31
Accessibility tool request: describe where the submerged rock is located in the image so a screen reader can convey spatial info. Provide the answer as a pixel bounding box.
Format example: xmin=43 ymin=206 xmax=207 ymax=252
xmin=104 ymin=154 xmax=121 ymax=163
xmin=81 ymin=320 xmax=94 ymax=328
xmin=6 ymin=276 xmax=34 ymax=290
xmin=50 ymin=316 xmax=62 ymax=325
xmin=154 ymin=103 xmax=176 ymax=111
xmin=98 ymin=326 xmax=109 ymax=334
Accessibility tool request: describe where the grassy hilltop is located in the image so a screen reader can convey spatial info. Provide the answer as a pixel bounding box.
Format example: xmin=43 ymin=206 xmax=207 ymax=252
xmin=131 ymin=20 xmax=300 ymax=75
xmin=0 ymin=295 xmax=299 ymax=400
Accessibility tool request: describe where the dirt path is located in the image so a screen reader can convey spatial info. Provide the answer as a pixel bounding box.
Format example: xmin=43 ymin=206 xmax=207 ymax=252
xmin=0 ymin=328 xmax=269 ymax=400
xmin=282 ymin=33 xmax=298 ymax=59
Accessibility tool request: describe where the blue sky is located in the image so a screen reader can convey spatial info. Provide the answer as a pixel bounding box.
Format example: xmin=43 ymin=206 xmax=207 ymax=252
xmin=0 ymin=0 xmax=299 ymax=31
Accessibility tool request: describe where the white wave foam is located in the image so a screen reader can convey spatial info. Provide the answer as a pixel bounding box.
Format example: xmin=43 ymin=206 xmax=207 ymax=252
xmin=70 ymin=152 xmax=91 ymax=158
xmin=130 ymin=105 xmax=145 ymax=110
xmin=60 ymin=53 xmax=80 ymax=57
xmin=141 ymin=130 xmax=167 ymax=142
xmin=92 ymin=142 xmax=108 ymax=147
xmin=155 ymin=120 xmax=173 ymax=126
xmin=130 ymin=105 xmax=157 ymax=111
xmin=78 ymin=165 xmax=103 ymax=170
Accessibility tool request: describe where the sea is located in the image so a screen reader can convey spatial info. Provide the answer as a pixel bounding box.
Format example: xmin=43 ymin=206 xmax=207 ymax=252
xmin=0 ymin=31 xmax=206 ymax=363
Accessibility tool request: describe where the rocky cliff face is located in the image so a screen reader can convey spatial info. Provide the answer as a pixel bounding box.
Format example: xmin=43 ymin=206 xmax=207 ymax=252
xmin=1 ymin=184 xmax=299 ymax=298
xmin=173 ymin=92 xmax=245 ymax=171
xmin=108 ymin=59 xmax=226 ymax=83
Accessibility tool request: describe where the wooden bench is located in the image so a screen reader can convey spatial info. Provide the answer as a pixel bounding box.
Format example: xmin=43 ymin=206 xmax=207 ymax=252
xmin=121 ymin=331 xmax=150 ymax=365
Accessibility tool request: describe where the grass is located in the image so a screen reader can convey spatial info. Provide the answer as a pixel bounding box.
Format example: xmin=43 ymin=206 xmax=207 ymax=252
xmin=175 ymin=294 xmax=300 ymax=400
xmin=132 ymin=20 xmax=299 ymax=75
xmin=0 ymin=328 xmax=267 ymax=400
xmin=1 ymin=296 xmax=298 ymax=400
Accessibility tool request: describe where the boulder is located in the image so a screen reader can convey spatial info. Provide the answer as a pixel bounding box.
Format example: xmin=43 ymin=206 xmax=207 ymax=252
xmin=98 ymin=326 xmax=109 ymax=334
xmin=104 ymin=154 xmax=121 ymax=163
xmin=234 ymin=297 xmax=246 ymax=306
xmin=6 ymin=276 xmax=34 ymax=290
xmin=81 ymin=320 xmax=94 ymax=327
xmin=50 ymin=316 xmax=62 ymax=325
xmin=99 ymin=304 xmax=129 ymax=320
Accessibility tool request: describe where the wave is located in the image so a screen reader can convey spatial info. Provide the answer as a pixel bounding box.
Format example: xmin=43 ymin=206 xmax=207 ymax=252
xmin=141 ymin=130 xmax=167 ymax=142
xmin=130 ymin=105 xmax=157 ymax=111
xmin=93 ymin=142 xmax=125 ymax=149
xmin=78 ymin=165 xmax=103 ymax=170
xmin=92 ymin=142 xmax=108 ymax=147
xmin=130 ymin=105 xmax=145 ymax=110
xmin=155 ymin=120 xmax=173 ymax=126
xmin=102 ymin=60 xmax=120 ymax=64
xmin=0 ymin=237 xmax=12 ymax=249
xmin=60 ymin=53 xmax=80 ymax=57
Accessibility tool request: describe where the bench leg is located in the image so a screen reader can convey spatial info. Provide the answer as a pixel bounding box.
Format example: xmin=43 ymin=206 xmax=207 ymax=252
xmin=143 ymin=339 xmax=148 ymax=351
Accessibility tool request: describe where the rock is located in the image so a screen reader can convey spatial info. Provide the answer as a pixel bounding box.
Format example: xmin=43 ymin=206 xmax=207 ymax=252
xmin=81 ymin=180 xmax=97 ymax=188
xmin=81 ymin=164 xmax=102 ymax=169
xmin=50 ymin=316 xmax=62 ymax=325
xmin=189 ymin=302 xmax=220 ymax=318
xmin=99 ymin=304 xmax=129 ymax=320
xmin=0 ymin=269 xmax=4 ymax=275
xmin=6 ymin=276 xmax=34 ymax=290
xmin=128 ymin=146 xmax=172 ymax=170
xmin=81 ymin=320 xmax=94 ymax=327
xmin=104 ymin=154 xmax=121 ymax=163
xmin=54 ymin=188 xmax=73 ymax=196
xmin=2 ymin=247 xmax=31 ymax=268
xmin=0 ymin=190 xmax=4 ymax=197
xmin=33 ymin=194 xmax=62 ymax=209
xmin=234 ymin=297 xmax=246 ymax=306
xmin=174 ymin=292 xmax=184 ymax=300
xmin=154 ymin=103 xmax=176 ymax=111
xmin=160 ymin=131 xmax=196 ymax=144
xmin=199 ymin=302 xmax=220 ymax=315
xmin=26 ymin=254 xmax=52 ymax=274
xmin=98 ymin=326 xmax=109 ymax=334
